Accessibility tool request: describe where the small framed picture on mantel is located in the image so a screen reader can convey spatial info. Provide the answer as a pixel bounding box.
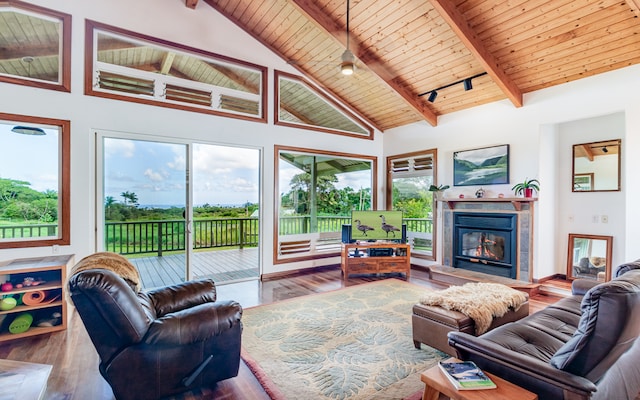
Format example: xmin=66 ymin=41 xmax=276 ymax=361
xmin=453 ymin=144 xmax=509 ymax=186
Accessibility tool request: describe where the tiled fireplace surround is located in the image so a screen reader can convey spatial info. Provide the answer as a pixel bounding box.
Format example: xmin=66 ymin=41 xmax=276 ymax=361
xmin=441 ymin=199 xmax=535 ymax=282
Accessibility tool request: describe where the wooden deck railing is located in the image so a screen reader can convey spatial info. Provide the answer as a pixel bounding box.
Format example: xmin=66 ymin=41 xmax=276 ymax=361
xmin=2 ymin=216 xmax=432 ymax=256
xmin=0 ymin=223 xmax=57 ymax=239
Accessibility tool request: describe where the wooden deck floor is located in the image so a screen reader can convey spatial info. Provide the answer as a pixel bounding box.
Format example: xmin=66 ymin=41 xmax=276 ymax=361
xmin=128 ymin=248 xmax=259 ymax=288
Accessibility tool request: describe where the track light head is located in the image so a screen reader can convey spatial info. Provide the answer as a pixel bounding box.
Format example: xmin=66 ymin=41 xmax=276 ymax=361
xmin=463 ymin=78 xmax=473 ymax=91
xmin=602 ymin=146 xmax=608 ymax=153
xmin=427 ymin=90 xmax=438 ymax=103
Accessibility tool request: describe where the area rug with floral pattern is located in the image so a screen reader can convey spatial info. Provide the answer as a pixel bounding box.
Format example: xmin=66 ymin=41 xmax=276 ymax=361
xmin=241 ymin=279 xmax=446 ymax=400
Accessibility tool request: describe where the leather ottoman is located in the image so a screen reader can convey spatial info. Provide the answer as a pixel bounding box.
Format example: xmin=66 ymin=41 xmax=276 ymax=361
xmin=412 ymin=300 xmax=529 ymax=356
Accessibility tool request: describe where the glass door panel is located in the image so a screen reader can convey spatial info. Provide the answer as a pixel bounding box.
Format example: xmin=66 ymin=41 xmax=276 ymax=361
xmin=192 ymin=143 xmax=260 ymax=283
xmin=103 ymin=137 xmax=188 ymax=288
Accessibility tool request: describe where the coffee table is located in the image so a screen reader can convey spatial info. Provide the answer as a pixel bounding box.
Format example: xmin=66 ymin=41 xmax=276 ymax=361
xmin=421 ymin=357 xmax=537 ymax=400
xmin=0 ymin=359 xmax=52 ymax=400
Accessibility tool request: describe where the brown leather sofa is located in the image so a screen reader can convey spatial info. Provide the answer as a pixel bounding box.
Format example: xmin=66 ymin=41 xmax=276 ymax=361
xmin=68 ymin=257 xmax=243 ymax=400
xmin=448 ymin=260 xmax=640 ymax=400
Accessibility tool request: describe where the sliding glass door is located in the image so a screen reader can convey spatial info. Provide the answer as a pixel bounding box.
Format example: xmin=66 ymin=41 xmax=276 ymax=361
xmin=99 ymin=134 xmax=260 ymax=289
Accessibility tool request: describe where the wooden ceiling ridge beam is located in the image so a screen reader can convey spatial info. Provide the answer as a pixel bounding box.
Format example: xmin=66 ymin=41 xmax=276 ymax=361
xmin=202 ymin=0 xmax=384 ymax=132
xmin=429 ymin=0 xmax=523 ymax=108
xmin=290 ymin=0 xmax=438 ymax=127
xmin=625 ymin=0 xmax=640 ymax=18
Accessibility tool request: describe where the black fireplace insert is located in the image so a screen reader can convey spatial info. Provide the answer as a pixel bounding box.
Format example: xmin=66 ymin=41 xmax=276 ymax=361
xmin=453 ymin=212 xmax=517 ymax=278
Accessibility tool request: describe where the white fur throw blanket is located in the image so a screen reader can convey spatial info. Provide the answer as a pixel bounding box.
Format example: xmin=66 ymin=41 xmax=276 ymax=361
xmin=420 ymin=282 xmax=528 ymax=335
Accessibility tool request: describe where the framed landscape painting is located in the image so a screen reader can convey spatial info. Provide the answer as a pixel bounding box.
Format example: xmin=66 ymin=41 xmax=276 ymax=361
xmin=453 ymin=144 xmax=509 ymax=186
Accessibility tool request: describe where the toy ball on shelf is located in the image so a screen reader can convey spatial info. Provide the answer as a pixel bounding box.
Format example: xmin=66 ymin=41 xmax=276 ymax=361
xmin=1 ymin=282 xmax=13 ymax=292
xmin=9 ymin=313 xmax=33 ymax=334
xmin=0 ymin=296 xmax=17 ymax=311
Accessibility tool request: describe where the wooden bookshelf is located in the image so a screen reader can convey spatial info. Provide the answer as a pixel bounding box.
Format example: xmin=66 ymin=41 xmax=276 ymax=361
xmin=0 ymin=255 xmax=74 ymax=342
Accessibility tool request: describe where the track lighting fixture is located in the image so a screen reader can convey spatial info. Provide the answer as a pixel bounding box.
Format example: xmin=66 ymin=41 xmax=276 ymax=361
xmin=419 ymin=72 xmax=488 ymax=102
xmin=602 ymin=146 xmax=608 ymax=153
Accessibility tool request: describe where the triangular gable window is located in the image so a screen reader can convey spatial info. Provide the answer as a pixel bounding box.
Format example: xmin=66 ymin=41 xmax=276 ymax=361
xmin=275 ymin=70 xmax=373 ymax=139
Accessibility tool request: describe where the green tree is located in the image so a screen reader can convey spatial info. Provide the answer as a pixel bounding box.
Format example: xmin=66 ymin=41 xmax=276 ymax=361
xmin=120 ymin=191 xmax=139 ymax=206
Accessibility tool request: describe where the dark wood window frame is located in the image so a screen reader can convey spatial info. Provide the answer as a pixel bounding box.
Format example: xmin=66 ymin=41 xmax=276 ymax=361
xmin=274 ymin=145 xmax=377 ymax=265
xmin=274 ymin=70 xmax=374 ymax=139
xmin=84 ymin=20 xmax=268 ymax=124
xmin=0 ymin=1 xmax=71 ymax=92
xmin=386 ymin=149 xmax=438 ymax=261
xmin=0 ymin=112 xmax=70 ymax=249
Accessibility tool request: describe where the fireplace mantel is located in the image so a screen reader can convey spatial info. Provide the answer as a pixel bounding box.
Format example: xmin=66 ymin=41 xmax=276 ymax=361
xmin=440 ymin=197 xmax=537 ymax=211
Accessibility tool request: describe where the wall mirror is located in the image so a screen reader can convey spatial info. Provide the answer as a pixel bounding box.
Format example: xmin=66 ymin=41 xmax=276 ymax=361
xmin=572 ymin=139 xmax=621 ymax=192
xmin=567 ymin=234 xmax=612 ymax=281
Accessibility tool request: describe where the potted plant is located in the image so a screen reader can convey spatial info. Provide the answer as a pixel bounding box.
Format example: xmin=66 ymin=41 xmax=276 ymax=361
xmin=428 ymin=184 xmax=450 ymax=200
xmin=512 ymin=178 xmax=540 ymax=198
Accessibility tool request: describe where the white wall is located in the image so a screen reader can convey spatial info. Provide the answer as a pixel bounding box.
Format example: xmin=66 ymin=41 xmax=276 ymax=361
xmin=3 ymin=0 xmax=640 ymax=280
xmin=0 ymin=0 xmax=385 ymax=276
xmin=385 ymin=68 xmax=640 ymax=279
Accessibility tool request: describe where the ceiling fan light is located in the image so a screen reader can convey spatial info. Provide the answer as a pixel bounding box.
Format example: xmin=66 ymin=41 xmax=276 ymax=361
xmin=341 ymin=61 xmax=355 ymax=75
xmin=340 ymin=49 xmax=356 ymax=75
xmin=463 ymin=78 xmax=473 ymax=91
xmin=428 ymin=90 xmax=438 ymax=103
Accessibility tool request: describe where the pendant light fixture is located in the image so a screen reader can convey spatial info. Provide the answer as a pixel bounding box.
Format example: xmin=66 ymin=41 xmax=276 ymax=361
xmin=340 ymin=0 xmax=355 ymax=75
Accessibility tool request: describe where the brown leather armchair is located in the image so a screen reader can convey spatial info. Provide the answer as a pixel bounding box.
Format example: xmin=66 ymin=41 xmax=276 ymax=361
xmin=67 ymin=253 xmax=243 ymax=400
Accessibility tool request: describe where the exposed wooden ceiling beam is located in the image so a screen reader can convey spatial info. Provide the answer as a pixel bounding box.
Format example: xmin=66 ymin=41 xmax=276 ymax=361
xmin=185 ymin=0 xmax=198 ymax=9
xmin=159 ymin=52 xmax=176 ymax=75
xmin=202 ymin=0 xmax=383 ymax=131
xmin=625 ymin=0 xmax=640 ymax=18
xmin=429 ymin=0 xmax=523 ymax=108
xmin=290 ymin=0 xmax=438 ymax=127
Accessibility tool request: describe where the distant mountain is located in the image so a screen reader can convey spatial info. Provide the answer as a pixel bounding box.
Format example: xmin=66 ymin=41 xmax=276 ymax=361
xmin=480 ymin=155 xmax=507 ymax=167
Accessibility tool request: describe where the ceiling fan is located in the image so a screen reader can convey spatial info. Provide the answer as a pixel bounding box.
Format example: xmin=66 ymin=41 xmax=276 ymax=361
xmin=288 ymin=0 xmax=360 ymax=76
xmin=339 ymin=0 xmax=356 ymax=75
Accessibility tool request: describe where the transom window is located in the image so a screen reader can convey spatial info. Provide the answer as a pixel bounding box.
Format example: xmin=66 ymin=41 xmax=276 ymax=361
xmin=0 ymin=1 xmax=71 ymax=91
xmin=86 ymin=20 xmax=267 ymax=122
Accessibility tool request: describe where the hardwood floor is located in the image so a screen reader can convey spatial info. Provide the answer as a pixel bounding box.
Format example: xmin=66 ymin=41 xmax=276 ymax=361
xmin=0 ymin=267 xmax=565 ymax=400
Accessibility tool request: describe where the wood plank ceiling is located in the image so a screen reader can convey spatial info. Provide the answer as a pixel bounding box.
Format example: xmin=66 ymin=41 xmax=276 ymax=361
xmin=200 ymin=0 xmax=640 ymax=131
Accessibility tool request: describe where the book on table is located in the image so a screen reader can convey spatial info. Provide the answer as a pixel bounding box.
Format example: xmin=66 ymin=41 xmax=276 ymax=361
xmin=438 ymin=360 xmax=497 ymax=390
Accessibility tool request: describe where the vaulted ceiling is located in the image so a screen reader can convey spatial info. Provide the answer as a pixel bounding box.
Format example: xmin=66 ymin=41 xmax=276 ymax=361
xmin=198 ymin=0 xmax=640 ymax=131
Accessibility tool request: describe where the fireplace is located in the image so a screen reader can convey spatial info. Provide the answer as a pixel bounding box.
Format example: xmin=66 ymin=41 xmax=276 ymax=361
xmin=453 ymin=212 xmax=517 ymax=278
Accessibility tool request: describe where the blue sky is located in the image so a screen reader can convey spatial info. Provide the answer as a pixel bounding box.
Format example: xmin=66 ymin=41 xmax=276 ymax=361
xmin=104 ymin=138 xmax=260 ymax=207
xmin=1 ymin=121 xmax=369 ymax=208
xmin=1 ymin=123 xmax=59 ymax=192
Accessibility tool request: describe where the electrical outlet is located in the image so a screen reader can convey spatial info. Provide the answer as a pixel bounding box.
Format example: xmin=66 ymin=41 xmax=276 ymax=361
xmin=601 ymin=215 xmax=609 ymax=223
xmin=52 ymin=244 xmax=59 ymax=254
xmin=592 ymin=215 xmax=599 ymax=223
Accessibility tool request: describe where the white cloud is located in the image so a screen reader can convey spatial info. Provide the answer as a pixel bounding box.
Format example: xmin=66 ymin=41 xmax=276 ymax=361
xmin=104 ymin=138 xmax=135 ymax=158
xmin=144 ymin=168 xmax=165 ymax=182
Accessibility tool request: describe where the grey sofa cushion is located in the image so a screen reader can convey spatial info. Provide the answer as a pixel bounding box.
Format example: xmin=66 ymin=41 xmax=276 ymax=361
xmin=550 ymin=270 xmax=640 ymax=381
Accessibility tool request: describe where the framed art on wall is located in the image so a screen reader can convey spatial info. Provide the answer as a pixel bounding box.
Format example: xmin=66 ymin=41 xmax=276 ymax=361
xmin=453 ymin=144 xmax=509 ymax=186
